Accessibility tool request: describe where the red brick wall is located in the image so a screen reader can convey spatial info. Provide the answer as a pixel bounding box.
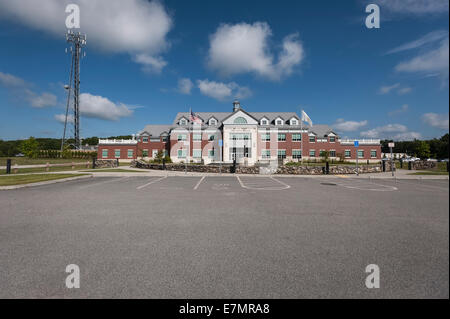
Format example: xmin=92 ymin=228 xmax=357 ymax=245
xmin=98 ymin=144 xmax=138 ymax=160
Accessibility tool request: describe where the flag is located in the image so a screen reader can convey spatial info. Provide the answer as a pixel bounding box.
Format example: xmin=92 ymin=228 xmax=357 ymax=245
xmin=189 ymin=110 xmax=202 ymax=124
xmin=301 ymin=110 xmax=313 ymax=127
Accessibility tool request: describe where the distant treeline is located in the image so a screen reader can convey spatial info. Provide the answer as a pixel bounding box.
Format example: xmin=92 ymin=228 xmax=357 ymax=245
xmin=381 ymin=134 xmax=448 ymax=159
xmin=0 ymin=136 xmax=132 ymax=157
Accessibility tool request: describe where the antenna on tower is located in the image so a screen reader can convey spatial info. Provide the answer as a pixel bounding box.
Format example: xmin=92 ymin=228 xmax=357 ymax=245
xmin=61 ymin=30 xmax=87 ymax=151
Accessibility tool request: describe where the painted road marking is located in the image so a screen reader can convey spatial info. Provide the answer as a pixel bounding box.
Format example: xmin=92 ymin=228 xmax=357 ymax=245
xmin=136 ymin=176 xmax=167 ymax=190
xmin=322 ymin=177 xmax=398 ymax=191
xmin=382 ymin=179 xmax=449 ymax=192
xmin=237 ymin=176 xmax=290 ymax=190
xmin=193 ymin=176 xmax=206 ymax=190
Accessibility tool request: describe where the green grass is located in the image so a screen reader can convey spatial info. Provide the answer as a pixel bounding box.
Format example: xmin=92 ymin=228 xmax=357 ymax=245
xmin=0 ymin=164 xmax=93 ymax=175
xmin=0 ymin=174 xmax=88 ymax=186
xmin=0 ymin=157 xmax=91 ymax=166
xmin=408 ymin=171 xmax=449 ymax=176
xmin=81 ymin=169 xmax=146 ymax=173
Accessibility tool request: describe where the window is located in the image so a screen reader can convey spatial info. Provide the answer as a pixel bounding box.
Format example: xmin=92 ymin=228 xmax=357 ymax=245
xmin=358 ymin=150 xmax=364 ymax=158
xmin=278 ymin=133 xmax=286 ymax=141
xmin=102 ymin=149 xmax=108 ymax=158
xmin=292 ymin=133 xmax=302 ymax=141
xmin=261 ymin=119 xmax=269 ymax=125
xmin=329 ymin=136 xmax=336 ymax=142
xmin=231 ymin=133 xmax=251 ymax=141
xmin=142 ymin=149 xmax=149 ymax=157
xmin=193 ymin=133 xmax=202 ymax=141
xmin=193 ymin=149 xmax=202 ymax=158
xmin=177 ymin=149 xmax=186 ymax=158
xmin=262 ymin=150 xmax=271 ymax=159
xmin=162 ymin=136 xmax=168 ymax=142
xmin=127 ymin=149 xmax=134 ymax=158
xmin=276 ymin=119 xmax=283 ymax=126
xmin=278 ymin=150 xmax=286 ymax=159
xmin=152 ymin=150 xmax=158 ymax=158
xmin=234 ymin=117 xmax=248 ymax=124
xmin=290 ymin=119 xmax=298 ymax=125
xmin=209 ymin=119 xmax=217 ymax=126
xmin=319 ymin=150 xmax=326 ymax=157
xmin=208 ymin=134 xmax=215 ymax=141
xmin=208 ymin=149 xmax=215 ymax=158
xmin=371 ymin=150 xmax=377 ymax=158
xmin=330 ymin=150 xmax=336 ymax=157
xmin=293 ymin=150 xmax=302 ymax=159
xmin=142 ymin=136 xmax=149 ymax=143
xmin=114 ymin=149 xmax=121 ymax=158
xmin=261 ymin=133 xmax=270 ymax=141
xmin=178 ymin=134 xmax=187 ymax=141
xmin=309 ymin=150 xmax=316 ymax=157
xmin=345 ymin=150 xmax=351 ymax=158
xmin=309 ymin=136 xmax=316 ymax=143
xmin=179 ymin=119 xmax=187 ymax=125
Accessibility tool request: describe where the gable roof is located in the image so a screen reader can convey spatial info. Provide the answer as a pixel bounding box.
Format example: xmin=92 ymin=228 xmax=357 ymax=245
xmin=138 ymin=125 xmax=173 ymax=137
xmin=310 ymin=124 xmax=336 ymax=138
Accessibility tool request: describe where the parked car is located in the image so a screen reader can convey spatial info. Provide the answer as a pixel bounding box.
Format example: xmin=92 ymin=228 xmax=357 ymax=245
xmin=427 ymin=158 xmax=438 ymax=162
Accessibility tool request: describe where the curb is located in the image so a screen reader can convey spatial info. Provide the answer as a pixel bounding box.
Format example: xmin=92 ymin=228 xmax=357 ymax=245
xmin=0 ymin=174 xmax=93 ymax=190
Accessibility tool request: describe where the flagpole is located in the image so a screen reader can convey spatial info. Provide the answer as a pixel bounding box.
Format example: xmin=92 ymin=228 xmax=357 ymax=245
xmin=301 ymin=109 xmax=303 ymax=163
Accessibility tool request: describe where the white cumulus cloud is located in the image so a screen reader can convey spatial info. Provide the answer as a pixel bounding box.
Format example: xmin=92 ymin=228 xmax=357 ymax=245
xmin=422 ymin=113 xmax=449 ymax=130
xmin=79 ymin=93 xmax=134 ymax=121
xmin=207 ymin=22 xmax=304 ymax=80
xmin=0 ymin=71 xmax=57 ymax=108
xmin=177 ymin=78 xmax=194 ymax=95
xmin=0 ymin=0 xmax=173 ymax=72
xmin=395 ymin=38 xmax=449 ymax=82
xmin=197 ymin=79 xmax=252 ymax=101
xmin=361 ymin=123 xmax=421 ymax=140
xmin=55 ymin=113 xmax=74 ymax=124
xmin=333 ymin=119 xmax=368 ymax=132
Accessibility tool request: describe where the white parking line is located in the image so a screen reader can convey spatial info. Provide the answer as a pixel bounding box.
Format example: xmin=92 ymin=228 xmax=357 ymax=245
xmin=79 ymin=176 xmax=129 ymax=189
xmin=329 ymin=178 xmax=398 ymax=191
xmin=383 ymin=179 xmax=448 ymax=192
xmin=270 ymin=177 xmax=291 ymax=189
xmin=136 ymin=176 xmax=167 ymax=190
xmin=193 ymin=176 xmax=206 ymax=190
xmin=237 ymin=176 xmax=290 ymax=190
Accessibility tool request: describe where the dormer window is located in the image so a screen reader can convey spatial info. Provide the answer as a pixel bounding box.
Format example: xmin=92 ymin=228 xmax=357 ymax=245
xmin=275 ymin=118 xmax=284 ymax=126
xmin=179 ymin=118 xmax=187 ymax=126
xmin=290 ymin=118 xmax=298 ymax=125
xmin=260 ymin=119 xmax=269 ymax=125
xmin=209 ymin=118 xmax=217 ymax=126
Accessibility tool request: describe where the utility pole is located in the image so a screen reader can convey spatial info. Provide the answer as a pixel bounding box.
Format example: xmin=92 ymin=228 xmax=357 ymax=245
xmin=61 ymin=31 xmax=86 ymax=150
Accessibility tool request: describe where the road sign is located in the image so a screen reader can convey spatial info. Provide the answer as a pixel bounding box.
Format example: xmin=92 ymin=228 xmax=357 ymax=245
xmin=354 ymin=141 xmax=359 ymax=148
xmin=219 ymin=140 xmax=223 ymax=147
xmin=388 ymin=142 xmax=395 ymax=148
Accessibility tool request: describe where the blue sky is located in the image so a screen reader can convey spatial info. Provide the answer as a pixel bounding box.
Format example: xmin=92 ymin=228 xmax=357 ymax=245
xmin=0 ymin=0 xmax=448 ymax=141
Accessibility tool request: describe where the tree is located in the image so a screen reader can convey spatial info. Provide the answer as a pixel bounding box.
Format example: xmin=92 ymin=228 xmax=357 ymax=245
xmin=155 ymin=150 xmax=164 ymax=163
xmin=20 ymin=137 xmax=39 ymax=158
xmin=415 ymin=140 xmax=431 ymax=159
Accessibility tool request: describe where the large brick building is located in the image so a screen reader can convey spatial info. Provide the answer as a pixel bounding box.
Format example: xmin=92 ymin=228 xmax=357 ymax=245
xmin=98 ymin=101 xmax=381 ymax=165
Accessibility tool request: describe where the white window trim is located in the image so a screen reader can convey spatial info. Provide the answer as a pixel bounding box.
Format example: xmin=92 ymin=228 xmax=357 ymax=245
xmin=292 ymin=133 xmax=302 ymax=141
xmin=114 ymin=149 xmax=121 ymax=158
xmin=289 ymin=118 xmax=299 ymax=125
xmin=309 ymin=149 xmax=316 ymax=157
xmin=345 ymin=149 xmax=351 ymax=158
xmin=128 ymin=149 xmax=134 ymax=158
xmin=102 ymin=149 xmax=108 ymax=158
xmin=370 ymin=149 xmax=377 ymax=158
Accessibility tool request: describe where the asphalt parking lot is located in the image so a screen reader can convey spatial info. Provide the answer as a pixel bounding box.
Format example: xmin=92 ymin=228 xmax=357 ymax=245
xmin=0 ymin=175 xmax=448 ymax=298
